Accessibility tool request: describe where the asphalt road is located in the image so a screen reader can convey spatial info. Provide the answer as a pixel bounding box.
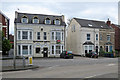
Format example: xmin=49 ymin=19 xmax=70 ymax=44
xmin=2 ymin=57 xmax=118 ymax=78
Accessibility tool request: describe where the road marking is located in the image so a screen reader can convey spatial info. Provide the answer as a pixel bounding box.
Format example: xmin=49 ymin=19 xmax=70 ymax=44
xmin=85 ymin=75 xmax=97 ymax=78
xmin=48 ymin=65 xmax=59 ymax=69
xmin=107 ymin=64 xmax=116 ymax=66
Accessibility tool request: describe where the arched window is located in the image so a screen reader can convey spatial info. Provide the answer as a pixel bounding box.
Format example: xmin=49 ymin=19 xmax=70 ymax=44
xmin=33 ymin=17 xmax=39 ymax=23
xmin=54 ymin=19 xmax=60 ymax=25
xmin=21 ymin=16 xmax=28 ymax=23
xmin=45 ymin=18 xmax=51 ymax=24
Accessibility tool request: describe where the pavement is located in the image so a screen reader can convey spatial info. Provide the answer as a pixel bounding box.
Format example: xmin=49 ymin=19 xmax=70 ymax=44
xmin=1 ymin=65 xmax=39 ymax=72
xmin=2 ymin=57 xmax=118 ymax=78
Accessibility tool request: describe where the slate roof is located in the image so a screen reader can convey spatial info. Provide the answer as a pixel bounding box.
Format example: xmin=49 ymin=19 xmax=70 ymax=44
xmin=74 ymin=18 xmax=111 ymax=29
xmin=14 ymin=12 xmax=66 ymax=26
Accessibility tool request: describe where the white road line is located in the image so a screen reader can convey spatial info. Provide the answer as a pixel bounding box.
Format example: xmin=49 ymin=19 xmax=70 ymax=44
xmin=85 ymin=75 xmax=97 ymax=78
xmin=107 ymin=64 xmax=116 ymax=66
xmin=48 ymin=65 xmax=59 ymax=69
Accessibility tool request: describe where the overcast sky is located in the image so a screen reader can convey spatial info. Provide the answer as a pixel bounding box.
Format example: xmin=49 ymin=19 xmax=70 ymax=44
xmin=1 ymin=0 xmax=119 ymax=34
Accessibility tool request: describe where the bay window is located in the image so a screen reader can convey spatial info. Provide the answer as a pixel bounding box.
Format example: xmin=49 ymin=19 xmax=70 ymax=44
xmin=22 ymin=45 xmax=28 ymax=55
xmin=56 ymin=45 xmax=61 ymax=54
xmin=52 ymin=46 xmax=54 ymax=54
xmin=22 ymin=31 xmax=28 ymax=39
xmin=18 ymin=30 xmax=32 ymax=40
xmin=17 ymin=44 xmax=32 ymax=56
xmin=56 ymin=32 xmax=61 ymax=40
xmin=52 ymin=32 xmax=54 ymax=40
xmin=18 ymin=31 xmax=21 ymax=40
xmin=30 ymin=31 xmax=32 ymax=40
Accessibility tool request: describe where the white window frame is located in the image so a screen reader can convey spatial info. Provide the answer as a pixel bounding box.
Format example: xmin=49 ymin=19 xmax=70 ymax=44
xmin=37 ymin=32 xmax=40 ymax=40
xmin=100 ymin=34 xmax=102 ymax=40
xmin=21 ymin=17 xmax=28 ymax=23
xmin=107 ymin=35 xmax=110 ymax=41
xmin=56 ymin=32 xmax=61 ymax=40
xmin=51 ymin=32 xmax=55 ymax=41
xmin=33 ymin=18 xmax=39 ymax=23
xmin=29 ymin=31 xmax=32 ymax=40
xmin=55 ymin=19 xmax=60 ymax=25
xmin=61 ymin=32 xmax=64 ymax=41
xmin=87 ymin=34 xmax=90 ymax=40
xmin=17 ymin=44 xmax=33 ymax=56
xmin=17 ymin=31 xmax=21 ymax=40
xmin=96 ymin=34 xmax=98 ymax=41
xmin=43 ymin=32 xmax=47 ymax=40
xmin=22 ymin=31 xmax=28 ymax=40
xmin=45 ymin=18 xmax=51 ymax=24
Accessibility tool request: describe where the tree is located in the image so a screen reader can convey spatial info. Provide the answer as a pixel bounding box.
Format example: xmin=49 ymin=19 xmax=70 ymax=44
xmin=2 ymin=31 xmax=11 ymax=55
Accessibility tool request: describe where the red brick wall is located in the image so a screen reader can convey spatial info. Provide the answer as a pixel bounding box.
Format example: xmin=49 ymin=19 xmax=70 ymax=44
xmin=0 ymin=13 xmax=9 ymax=39
xmin=2 ymin=27 xmax=6 ymax=37
xmin=111 ymin=24 xmax=120 ymax=51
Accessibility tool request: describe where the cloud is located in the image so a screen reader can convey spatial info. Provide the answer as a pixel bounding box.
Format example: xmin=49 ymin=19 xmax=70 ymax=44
xmin=1 ymin=2 xmax=118 ymax=34
xmin=2 ymin=3 xmax=59 ymax=34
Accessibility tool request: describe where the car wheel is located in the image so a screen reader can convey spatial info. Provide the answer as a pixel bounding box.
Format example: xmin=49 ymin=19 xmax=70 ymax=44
xmin=64 ymin=56 xmax=66 ymax=59
xmin=70 ymin=56 xmax=73 ymax=59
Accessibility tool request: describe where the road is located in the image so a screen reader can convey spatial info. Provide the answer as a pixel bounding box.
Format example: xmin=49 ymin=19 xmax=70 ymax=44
xmin=2 ymin=57 xmax=118 ymax=78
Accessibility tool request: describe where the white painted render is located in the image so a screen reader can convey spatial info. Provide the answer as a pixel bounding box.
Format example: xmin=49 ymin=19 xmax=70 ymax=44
xmin=67 ymin=19 xmax=99 ymax=56
xmin=15 ymin=23 xmax=65 ymax=57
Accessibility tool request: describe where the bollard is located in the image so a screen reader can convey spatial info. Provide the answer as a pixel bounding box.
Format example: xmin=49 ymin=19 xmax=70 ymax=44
xmin=29 ymin=56 xmax=33 ymax=66
xmin=23 ymin=56 xmax=26 ymax=68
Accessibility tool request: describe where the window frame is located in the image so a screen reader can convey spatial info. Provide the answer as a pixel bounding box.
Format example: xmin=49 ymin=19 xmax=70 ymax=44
xmin=107 ymin=35 xmax=111 ymax=41
xmin=56 ymin=45 xmax=61 ymax=54
xmin=45 ymin=18 xmax=51 ymax=24
xmin=37 ymin=32 xmax=40 ymax=40
xmin=54 ymin=19 xmax=60 ymax=25
xmin=33 ymin=17 xmax=39 ymax=23
xmin=22 ymin=31 xmax=28 ymax=40
xmin=96 ymin=34 xmax=98 ymax=41
xmin=43 ymin=32 xmax=47 ymax=40
xmin=56 ymin=32 xmax=61 ymax=40
xmin=87 ymin=34 xmax=90 ymax=40
xmin=21 ymin=16 xmax=28 ymax=23
xmin=22 ymin=45 xmax=28 ymax=55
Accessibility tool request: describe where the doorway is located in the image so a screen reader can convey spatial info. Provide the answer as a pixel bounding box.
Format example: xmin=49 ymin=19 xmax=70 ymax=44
xmin=43 ymin=47 xmax=48 ymax=57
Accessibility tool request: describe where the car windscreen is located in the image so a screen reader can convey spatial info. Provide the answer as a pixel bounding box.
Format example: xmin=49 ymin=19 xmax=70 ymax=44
xmin=67 ymin=51 xmax=72 ymax=54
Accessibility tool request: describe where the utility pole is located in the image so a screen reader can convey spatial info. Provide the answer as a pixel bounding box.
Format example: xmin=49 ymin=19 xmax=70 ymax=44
xmin=13 ymin=22 xmax=16 ymax=69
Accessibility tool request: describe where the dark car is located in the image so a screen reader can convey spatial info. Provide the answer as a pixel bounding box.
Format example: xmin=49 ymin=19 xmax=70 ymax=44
xmin=85 ymin=51 xmax=98 ymax=58
xmin=60 ymin=51 xmax=74 ymax=59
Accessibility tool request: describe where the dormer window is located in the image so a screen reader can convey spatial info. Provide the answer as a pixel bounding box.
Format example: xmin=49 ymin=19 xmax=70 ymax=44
xmin=45 ymin=18 xmax=51 ymax=24
xmin=55 ymin=19 xmax=60 ymax=25
xmin=88 ymin=24 xmax=92 ymax=27
xmin=33 ymin=17 xmax=39 ymax=23
xmin=21 ymin=16 xmax=28 ymax=23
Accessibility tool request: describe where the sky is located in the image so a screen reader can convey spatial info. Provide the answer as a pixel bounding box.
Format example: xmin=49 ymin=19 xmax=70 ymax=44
xmin=1 ymin=0 xmax=119 ymax=35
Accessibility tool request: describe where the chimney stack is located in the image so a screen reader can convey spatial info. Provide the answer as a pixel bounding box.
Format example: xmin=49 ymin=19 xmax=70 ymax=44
xmin=106 ymin=18 xmax=111 ymax=26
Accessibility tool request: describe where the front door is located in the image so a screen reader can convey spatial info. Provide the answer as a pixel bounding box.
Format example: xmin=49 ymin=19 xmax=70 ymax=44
xmin=43 ymin=48 xmax=48 ymax=57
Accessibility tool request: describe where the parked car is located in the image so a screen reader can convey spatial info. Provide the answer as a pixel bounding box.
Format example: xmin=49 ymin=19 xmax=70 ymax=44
xmin=85 ymin=51 xmax=98 ymax=58
xmin=60 ymin=51 xmax=74 ymax=59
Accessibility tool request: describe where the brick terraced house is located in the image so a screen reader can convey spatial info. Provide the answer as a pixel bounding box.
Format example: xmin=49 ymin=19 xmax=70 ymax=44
xmin=0 ymin=11 xmax=9 ymax=39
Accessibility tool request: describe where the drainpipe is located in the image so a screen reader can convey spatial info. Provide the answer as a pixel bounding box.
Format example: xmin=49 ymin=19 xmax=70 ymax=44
xmin=64 ymin=25 xmax=66 ymax=50
xmin=94 ymin=28 xmax=96 ymax=51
